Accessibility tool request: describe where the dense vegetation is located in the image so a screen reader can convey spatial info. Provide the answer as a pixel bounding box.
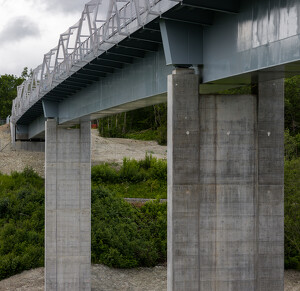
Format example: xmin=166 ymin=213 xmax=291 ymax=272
xmin=284 ymin=158 xmax=300 ymax=269
xmin=0 ymin=68 xmax=30 ymax=119
xmin=0 ymin=168 xmax=44 ymax=280
xmin=92 ymin=187 xmax=166 ymax=268
xmin=0 ymin=157 xmax=167 ymax=280
xmin=92 ymin=155 xmax=167 ymax=199
xmin=98 ymin=103 xmax=167 ymax=145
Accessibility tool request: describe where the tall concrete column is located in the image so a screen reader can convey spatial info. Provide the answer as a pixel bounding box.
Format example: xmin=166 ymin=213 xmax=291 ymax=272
xmin=167 ymin=69 xmax=284 ymax=291
xmin=256 ymin=78 xmax=284 ymax=290
xmin=45 ymin=119 xmax=91 ymax=291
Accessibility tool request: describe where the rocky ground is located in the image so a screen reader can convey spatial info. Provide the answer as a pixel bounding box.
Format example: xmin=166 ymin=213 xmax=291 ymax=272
xmin=0 ymin=266 xmax=299 ymax=291
xmin=0 ymin=124 xmax=299 ymax=290
xmin=0 ymin=265 xmax=167 ymax=291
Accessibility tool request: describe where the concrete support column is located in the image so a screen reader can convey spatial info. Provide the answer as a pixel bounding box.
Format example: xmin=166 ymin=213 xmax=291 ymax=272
xmin=167 ymin=69 xmax=284 ymax=291
xmin=45 ymin=119 xmax=91 ymax=291
xmin=256 ymin=78 xmax=284 ymax=290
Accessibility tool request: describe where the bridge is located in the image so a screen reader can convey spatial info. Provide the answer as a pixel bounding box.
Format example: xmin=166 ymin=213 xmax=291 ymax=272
xmin=10 ymin=0 xmax=298 ymax=290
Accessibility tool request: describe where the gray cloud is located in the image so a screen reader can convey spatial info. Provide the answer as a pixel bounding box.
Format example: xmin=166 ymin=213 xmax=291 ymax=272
xmin=0 ymin=16 xmax=40 ymax=45
xmin=41 ymin=0 xmax=86 ymax=13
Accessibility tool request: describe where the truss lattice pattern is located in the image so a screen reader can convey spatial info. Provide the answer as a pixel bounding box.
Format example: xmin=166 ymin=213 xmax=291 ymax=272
xmin=11 ymin=0 xmax=180 ymax=124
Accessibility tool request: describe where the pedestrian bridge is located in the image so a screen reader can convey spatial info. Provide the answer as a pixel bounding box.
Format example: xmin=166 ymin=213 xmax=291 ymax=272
xmin=10 ymin=0 xmax=300 ymax=290
xmin=11 ymin=0 xmax=300 ymax=140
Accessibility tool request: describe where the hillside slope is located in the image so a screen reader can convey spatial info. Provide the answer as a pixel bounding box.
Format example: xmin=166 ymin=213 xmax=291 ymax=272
xmin=0 ymin=124 xmax=167 ymax=177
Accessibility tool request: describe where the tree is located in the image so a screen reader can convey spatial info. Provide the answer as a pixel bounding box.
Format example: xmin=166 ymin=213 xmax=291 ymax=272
xmin=0 ymin=73 xmax=25 ymax=119
xmin=284 ymin=158 xmax=300 ymax=269
xmin=285 ymin=76 xmax=300 ymax=135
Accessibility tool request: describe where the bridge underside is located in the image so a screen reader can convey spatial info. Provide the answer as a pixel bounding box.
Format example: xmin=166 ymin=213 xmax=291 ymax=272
xmin=14 ymin=0 xmax=300 ymax=139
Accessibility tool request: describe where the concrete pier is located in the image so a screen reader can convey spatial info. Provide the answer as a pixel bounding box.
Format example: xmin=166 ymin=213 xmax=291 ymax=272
xmin=167 ymin=69 xmax=284 ymax=290
xmin=45 ymin=119 xmax=91 ymax=290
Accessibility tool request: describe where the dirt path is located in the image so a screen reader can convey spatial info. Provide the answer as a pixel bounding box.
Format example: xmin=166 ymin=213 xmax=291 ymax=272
xmin=0 ymin=125 xmax=167 ymax=177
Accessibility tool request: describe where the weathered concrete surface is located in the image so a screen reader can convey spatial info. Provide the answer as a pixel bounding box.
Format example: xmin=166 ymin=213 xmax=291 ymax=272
xmin=167 ymin=69 xmax=284 ymax=291
xmin=45 ymin=119 xmax=91 ymax=291
xmin=14 ymin=141 xmax=45 ymax=152
xmin=257 ymin=78 xmax=284 ymax=290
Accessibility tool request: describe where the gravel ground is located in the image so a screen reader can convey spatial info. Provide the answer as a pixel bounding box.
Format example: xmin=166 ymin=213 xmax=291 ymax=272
xmin=0 ymin=266 xmax=299 ymax=291
xmin=0 ymin=265 xmax=167 ymax=291
xmin=0 ymin=125 xmax=167 ymax=177
xmin=0 ymin=124 xmax=45 ymax=177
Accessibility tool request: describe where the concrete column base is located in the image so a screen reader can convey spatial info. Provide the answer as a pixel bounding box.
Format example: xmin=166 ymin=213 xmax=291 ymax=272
xmin=45 ymin=120 xmax=91 ymax=291
xmin=167 ymin=69 xmax=284 ymax=291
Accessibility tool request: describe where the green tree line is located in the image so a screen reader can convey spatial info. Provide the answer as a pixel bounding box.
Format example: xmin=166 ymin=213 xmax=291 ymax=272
xmin=98 ymin=103 xmax=167 ymax=145
xmin=0 ymin=68 xmax=30 ymax=119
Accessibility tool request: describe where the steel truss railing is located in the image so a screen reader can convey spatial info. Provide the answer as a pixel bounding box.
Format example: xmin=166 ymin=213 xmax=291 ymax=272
xmin=11 ymin=0 xmax=181 ymax=124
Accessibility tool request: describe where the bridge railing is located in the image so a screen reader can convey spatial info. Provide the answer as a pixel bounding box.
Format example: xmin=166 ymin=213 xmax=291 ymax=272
xmin=11 ymin=0 xmax=180 ymax=124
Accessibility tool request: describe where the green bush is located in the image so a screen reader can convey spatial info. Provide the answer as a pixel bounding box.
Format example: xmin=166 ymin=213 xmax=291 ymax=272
xmin=91 ymin=187 xmax=167 ymax=268
xmin=149 ymin=157 xmax=167 ymax=181
xmin=156 ymin=125 xmax=167 ymax=145
xmin=0 ymin=168 xmax=45 ymax=280
xmin=284 ymin=158 xmax=300 ymax=269
xmin=285 ymin=130 xmax=300 ymax=160
xmin=0 ymin=165 xmax=168 ymax=280
xmin=0 ymin=197 xmax=9 ymax=218
xmin=119 ymin=158 xmax=147 ymax=183
xmin=91 ymin=163 xmax=119 ymax=184
xmin=91 ymin=155 xmax=167 ymax=199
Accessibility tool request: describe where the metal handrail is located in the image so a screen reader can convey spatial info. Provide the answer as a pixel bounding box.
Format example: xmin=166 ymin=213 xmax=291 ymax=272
xmin=11 ymin=0 xmax=181 ymax=124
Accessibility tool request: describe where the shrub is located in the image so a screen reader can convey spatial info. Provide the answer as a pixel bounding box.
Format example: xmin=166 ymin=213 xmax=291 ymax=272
xmin=91 ymin=187 xmax=167 ymax=268
xmin=91 ymin=163 xmax=119 ymax=184
xmin=284 ymin=158 xmax=300 ymax=269
xmin=0 ymin=169 xmax=45 ymax=280
xmin=119 ymin=158 xmax=146 ymax=182
xmin=91 ymin=156 xmax=167 ymax=199
xmin=0 ymin=197 xmax=9 ymax=218
xmin=149 ymin=157 xmax=167 ymax=181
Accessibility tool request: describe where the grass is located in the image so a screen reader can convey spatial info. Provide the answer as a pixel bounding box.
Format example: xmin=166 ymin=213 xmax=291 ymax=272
xmin=98 ymin=180 xmax=167 ymax=199
xmin=91 ymin=155 xmax=167 ymax=199
xmin=124 ymin=129 xmax=158 ymax=141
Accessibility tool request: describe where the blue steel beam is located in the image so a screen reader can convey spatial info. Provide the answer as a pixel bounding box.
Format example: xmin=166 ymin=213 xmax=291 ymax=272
xmin=160 ymin=20 xmax=203 ymax=66
xmin=181 ymin=0 xmax=240 ymax=14
xmin=202 ymin=0 xmax=300 ymax=84
xmin=58 ymin=47 xmax=172 ymax=125
xmin=14 ymin=0 xmax=300 ymax=139
xmin=27 ymin=46 xmax=172 ymax=139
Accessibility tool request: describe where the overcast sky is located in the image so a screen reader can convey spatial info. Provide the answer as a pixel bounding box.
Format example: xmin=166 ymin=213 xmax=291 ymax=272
xmin=0 ymin=0 xmax=91 ymax=76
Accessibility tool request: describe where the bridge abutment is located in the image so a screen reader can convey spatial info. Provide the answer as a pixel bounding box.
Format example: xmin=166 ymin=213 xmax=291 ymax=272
xmin=167 ymin=69 xmax=284 ymax=290
xmin=45 ymin=119 xmax=91 ymax=291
